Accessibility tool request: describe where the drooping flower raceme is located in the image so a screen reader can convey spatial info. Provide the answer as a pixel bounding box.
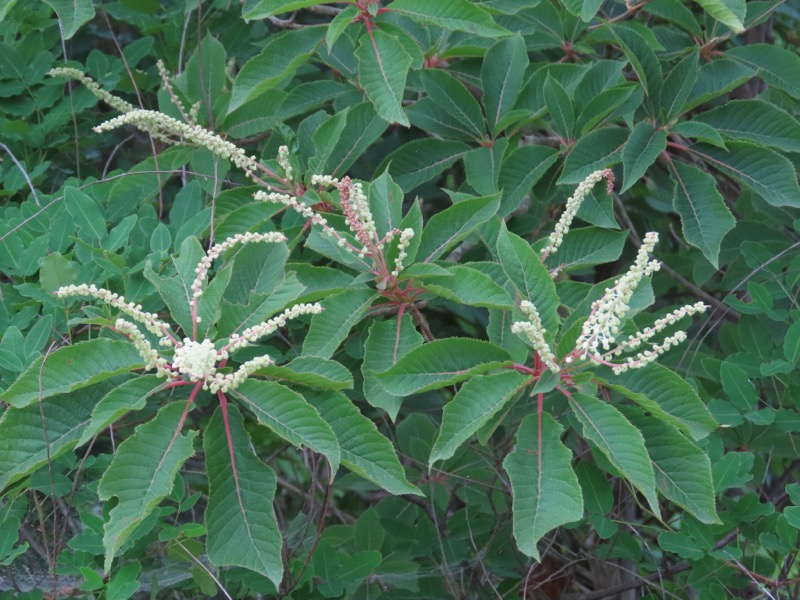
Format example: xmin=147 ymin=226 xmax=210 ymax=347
xmin=56 ymin=234 xmax=323 ymax=395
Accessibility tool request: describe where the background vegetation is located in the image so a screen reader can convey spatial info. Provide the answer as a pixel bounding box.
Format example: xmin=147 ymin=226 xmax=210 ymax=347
xmin=1 ymin=0 xmax=799 ymax=598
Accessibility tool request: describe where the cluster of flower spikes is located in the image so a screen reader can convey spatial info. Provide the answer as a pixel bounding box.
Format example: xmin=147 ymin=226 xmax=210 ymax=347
xmin=56 ymin=232 xmax=323 ymax=394
xmin=512 ymin=169 xmax=708 ymax=375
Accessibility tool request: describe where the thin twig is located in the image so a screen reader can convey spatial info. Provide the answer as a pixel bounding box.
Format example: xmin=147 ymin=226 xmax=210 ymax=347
xmin=0 ymin=142 xmax=41 ymax=205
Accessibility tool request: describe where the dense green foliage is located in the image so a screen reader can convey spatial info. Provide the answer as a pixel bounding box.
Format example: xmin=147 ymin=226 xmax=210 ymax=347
xmin=1 ymin=1 xmax=799 ymax=598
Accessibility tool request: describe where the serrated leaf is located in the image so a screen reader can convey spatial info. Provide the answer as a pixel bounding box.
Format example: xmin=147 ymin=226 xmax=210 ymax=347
xmin=670 ymin=160 xmax=735 ymax=268
xmin=498 ymin=145 xmax=559 ymax=216
xmin=234 ymin=380 xmax=340 ymax=474
xmin=229 ymin=27 xmax=324 ymax=111
xmin=570 ymin=393 xmax=659 ymax=517
xmin=621 ymin=122 xmax=667 ymax=193
xmin=388 ymin=0 xmax=509 ymax=37
xmin=496 ymin=223 xmax=560 ymax=334
xmin=549 ymin=227 xmax=628 ymax=271
xmin=660 ymin=49 xmax=699 ymax=121
xmin=99 ymin=402 xmax=198 ymax=571
xmin=544 ymin=74 xmax=574 ymax=140
xmin=425 ymin=265 xmax=513 ymax=309
xmin=305 ymin=390 xmax=421 ymax=495
xmin=255 ymin=356 xmax=353 ymax=390
xmin=481 ymin=34 xmax=528 ymax=134
xmin=692 ymin=100 xmax=800 ymax=153
xmin=43 ymin=0 xmax=95 ymax=39
xmin=503 ymin=413 xmax=583 ymax=559
xmin=695 ymin=0 xmax=745 ymax=32
xmin=559 ymin=127 xmax=628 ymax=184
xmin=726 ymin=44 xmax=800 ymax=99
xmin=416 ymin=194 xmax=500 ymax=262
xmin=684 ymin=57 xmax=753 ymax=111
xmin=691 ymin=142 xmax=800 ymax=208
xmin=430 ymin=371 xmax=527 ymax=465
xmin=382 ymin=139 xmax=470 ymax=192
xmin=2 ymin=340 xmax=144 ymax=408
xmin=599 ymin=363 xmax=717 ymax=441
xmin=670 ymin=121 xmax=726 ymax=148
xmin=205 ymin=405 xmax=283 ymax=586
xmin=607 ymin=25 xmax=662 ymax=105
xmin=303 ymin=288 xmax=376 ymax=359
xmin=420 ymin=69 xmax=486 ymax=140
xmin=326 ymin=5 xmax=358 ymax=51
xmin=242 ymin=0 xmax=325 ymax=18
xmin=377 ymin=338 xmax=512 ymax=396
xmin=356 ymin=30 xmax=412 ymax=126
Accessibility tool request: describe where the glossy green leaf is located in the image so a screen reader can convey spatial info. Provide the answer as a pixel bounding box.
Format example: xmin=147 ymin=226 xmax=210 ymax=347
xmin=549 ymin=227 xmax=628 ymax=271
xmin=303 ymin=288 xmax=376 ymax=359
xmin=382 ymin=139 xmax=470 ymax=192
xmin=570 ymin=393 xmax=659 ymax=516
xmin=503 ymin=413 xmax=583 ymax=559
xmin=234 ymin=379 xmax=340 ymax=474
xmin=326 ymin=5 xmax=358 ymax=51
xmin=430 ymin=371 xmax=527 ymax=465
xmin=695 ymin=0 xmax=744 ymax=32
xmin=621 ymin=122 xmax=667 ymax=193
xmin=1 ymin=340 xmax=144 ymax=408
xmin=377 ymin=338 xmax=512 ymax=396
xmin=727 ymin=44 xmax=800 ymax=98
xmin=356 ymin=30 xmax=412 ymax=126
xmin=481 ymin=34 xmax=528 ymax=134
xmin=98 ymin=402 xmax=198 ymax=571
xmin=669 ymin=160 xmax=735 ymax=268
xmin=424 ymin=265 xmax=513 ymax=309
xmin=576 ymin=84 xmax=637 ymax=135
xmin=205 ymin=405 xmax=283 ymax=586
xmin=242 ymin=0 xmax=324 ymax=18
xmin=255 ymin=356 xmax=353 ymax=390
xmin=388 ymin=0 xmax=509 ymax=37
xmin=692 ymin=100 xmax=800 ymax=153
xmin=43 ymin=0 xmax=95 ymax=39
xmin=559 ymin=127 xmax=628 ymax=185
xmin=229 ymin=27 xmax=324 ymax=111
xmin=416 ymin=194 xmax=500 ymax=263
xmin=420 ymin=69 xmax=486 ymax=140
xmin=497 ymin=146 xmax=558 ymax=215
xmin=305 ymin=390 xmax=421 ymax=495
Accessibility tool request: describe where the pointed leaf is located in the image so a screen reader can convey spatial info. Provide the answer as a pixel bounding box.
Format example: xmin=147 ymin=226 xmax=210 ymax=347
xmin=377 ymin=338 xmax=512 ymax=396
xmin=503 ymin=413 xmax=583 ymax=559
xmin=356 ymin=30 xmax=412 ymax=126
xmin=425 ymin=265 xmax=514 ymax=309
xmin=621 ymin=122 xmax=667 ymax=192
xmin=382 ymin=139 xmax=470 ymax=192
xmin=670 ymin=160 xmax=734 ymax=268
xmin=660 ymin=49 xmax=699 ymax=121
xmin=570 ymin=393 xmax=659 ymax=516
xmin=692 ymin=100 xmax=800 ymax=153
xmin=430 ymin=371 xmax=527 ymax=465
xmin=303 ymin=288 xmax=376 ymax=359
xmin=695 ymin=0 xmax=745 ymax=32
xmin=64 ymin=187 xmax=106 ymax=242
xmin=205 ymin=405 xmax=283 ymax=586
xmin=233 ymin=379 xmax=340 ymax=474
xmin=254 ymin=357 xmax=353 ymax=390
xmin=416 ymin=194 xmax=501 ymax=262
xmin=43 ymin=0 xmax=95 ymax=39
xmin=242 ymin=0 xmax=326 ymax=18
xmin=2 ymin=340 xmax=144 ymax=408
xmin=420 ymin=69 xmax=486 ymax=140
xmin=305 ymin=390 xmax=421 ymax=496
xmin=98 ymin=402 xmax=198 ymax=571
xmin=498 ymin=145 xmax=559 ymax=215
xmin=544 ymin=74 xmax=574 ymax=140
xmin=727 ymin=44 xmax=800 ymax=98
xmin=388 ymin=0 xmax=509 ymax=37
xmin=559 ymin=127 xmax=628 ymax=184
xmin=481 ymin=35 xmax=528 ymax=133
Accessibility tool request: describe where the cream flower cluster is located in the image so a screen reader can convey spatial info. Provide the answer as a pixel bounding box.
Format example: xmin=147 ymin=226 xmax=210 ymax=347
xmin=510 ymin=301 xmax=560 ymax=373
xmin=48 ymin=68 xmax=135 ymax=114
xmin=173 ymin=338 xmax=218 ymax=381
xmin=391 ymin=228 xmax=415 ymax=277
xmin=224 ymin=303 xmax=324 ymax=355
xmin=253 ymin=190 xmax=335 ymax=236
xmin=115 ymin=319 xmax=172 ymax=378
xmin=542 ymin=169 xmax=614 ymax=256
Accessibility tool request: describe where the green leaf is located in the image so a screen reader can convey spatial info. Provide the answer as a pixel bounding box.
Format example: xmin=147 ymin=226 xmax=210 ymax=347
xmin=229 ymin=27 xmax=324 ymax=111
xmin=416 ymin=194 xmax=500 ymax=262
xmin=481 ymin=34 xmax=528 ymax=134
xmin=0 ymin=387 xmax=100 ymax=491
xmin=356 ymin=30 xmax=412 ymax=126
xmin=549 ymin=227 xmax=628 ymax=271
xmin=607 ymin=25 xmax=662 ymax=105
xmin=669 ymin=160 xmax=735 ymax=268
xmin=205 ymin=405 xmax=283 ymax=586
xmin=64 ymin=187 xmax=106 ymax=243
xmin=684 ymin=57 xmax=753 ymax=111
xmin=503 ymin=413 xmax=583 ymax=559
xmin=576 ymin=84 xmax=638 ymax=135
xmin=233 ymin=379 xmax=340 ymax=474
xmin=377 ymin=338 xmax=512 ymax=396
xmin=420 ymin=69 xmax=486 ymax=141
xmin=712 ymin=451 xmax=753 ymax=492
xmin=425 ymin=265 xmax=514 ymax=309
xmin=78 ymin=376 xmax=164 ymax=446
xmin=326 ymin=5 xmax=357 ymax=51
xmin=695 ymin=0 xmax=744 ymax=32
xmin=242 ymin=0 xmax=323 ymax=18
xmin=464 ymin=142 xmax=507 ymax=196
xmin=498 ymin=145 xmax=559 ymax=216
xmin=599 ymin=363 xmax=717 ymax=441
xmin=727 ymin=44 xmax=800 ymax=98
xmin=720 ymin=361 xmax=757 ymax=411
xmin=388 ymin=0 xmax=509 ymax=37
xmin=783 ymin=320 xmax=800 ymax=363
xmin=255 ymin=356 xmax=353 ymax=390
xmin=496 ymin=223 xmax=560 ymax=334
xmin=305 ymin=390 xmax=421 ymax=495
xmin=692 ymin=100 xmax=800 ymax=153
xmin=407 ymin=98 xmax=478 ymax=142
xmin=383 ymin=139 xmax=470 ymax=192
xmin=660 ymin=49 xmax=699 ymax=121
xmin=24 ymin=314 xmax=54 ymax=357
xmin=362 ymin=315 xmax=424 ymax=420
xmin=1 ymin=340 xmax=144 ymax=408
xmin=544 ymin=74 xmax=574 ymax=140
xmin=559 ymin=127 xmax=628 ymax=184
xmin=430 ymin=371 xmax=527 ymax=465
xmin=670 ymin=121 xmax=726 ymax=149
xmin=98 ymin=402 xmax=198 ymax=571
xmin=303 ymin=288 xmax=376 ymax=359
xmin=622 ymin=406 xmax=720 ymax=524
xmin=39 ymin=252 xmax=76 ymax=293
xmin=690 ymin=142 xmax=800 ymax=208
xmin=621 ymin=122 xmax=667 ymax=193
xmin=570 ymin=393 xmax=659 ymax=516
xmin=43 ymin=0 xmax=95 ymax=39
